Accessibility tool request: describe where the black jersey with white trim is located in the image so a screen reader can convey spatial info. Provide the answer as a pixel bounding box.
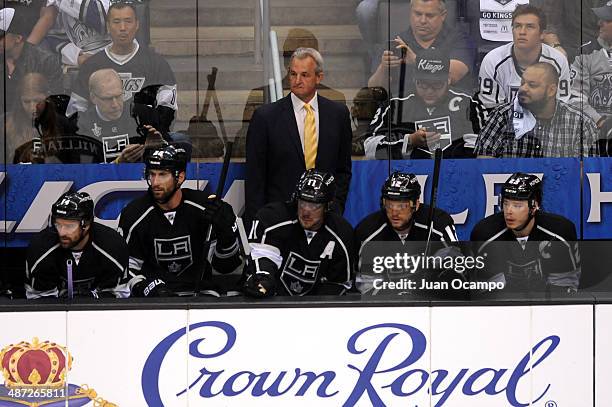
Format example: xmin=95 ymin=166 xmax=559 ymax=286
xmin=470 ymin=211 xmax=580 ymax=291
xmin=118 ymin=188 xmax=240 ymax=295
xmin=247 ymin=201 xmax=354 ymax=296
xmin=354 ymin=205 xmax=459 ymax=295
xmin=25 ymin=223 xmax=127 ymax=299
xmin=478 ymin=43 xmax=571 ymax=109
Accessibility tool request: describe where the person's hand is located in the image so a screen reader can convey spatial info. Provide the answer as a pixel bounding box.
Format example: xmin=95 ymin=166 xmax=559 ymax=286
xmin=243 ymin=272 xmax=276 ymax=298
xmin=77 ymin=52 xmax=92 ymax=66
xmin=408 ymin=129 xmax=441 ymax=148
xmin=203 ymin=197 xmax=237 ymax=246
xmin=143 ymin=125 xmax=166 ymax=149
xmin=393 ymin=35 xmax=416 ymax=65
xmin=380 ymin=50 xmax=404 ymax=69
xmin=116 ymin=144 xmax=145 ymax=163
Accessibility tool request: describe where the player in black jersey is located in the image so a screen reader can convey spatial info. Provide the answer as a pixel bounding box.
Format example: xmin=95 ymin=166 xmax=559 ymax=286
xmin=471 ymin=173 xmax=580 ymax=293
xmin=354 ymin=172 xmax=460 ymax=295
xmin=25 ymin=192 xmax=128 ymax=299
xmin=118 ymin=144 xmax=241 ymax=297
xmin=242 ymin=169 xmax=354 ymax=297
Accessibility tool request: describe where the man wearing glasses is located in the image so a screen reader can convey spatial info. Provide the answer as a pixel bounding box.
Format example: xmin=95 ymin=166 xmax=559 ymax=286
xmin=66 ymin=0 xmax=177 ymax=124
xmin=470 ymin=173 xmax=580 ymax=293
xmin=242 ymin=169 xmax=354 ymax=297
xmin=25 ymin=192 xmax=128 ymax=299
xmin=364 ymin=49 xmax=486 ymax=159
xmin=76 ymin=68 xmax=143 ymax=163
xmin=354 ymin=172 xmax=460 ymax=295
xmin=477 ymin=4 xmax=570 ymax=110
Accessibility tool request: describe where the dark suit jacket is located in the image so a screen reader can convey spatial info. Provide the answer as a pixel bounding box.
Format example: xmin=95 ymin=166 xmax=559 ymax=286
xmin=245 ymin=93 xmax=352 ymax=221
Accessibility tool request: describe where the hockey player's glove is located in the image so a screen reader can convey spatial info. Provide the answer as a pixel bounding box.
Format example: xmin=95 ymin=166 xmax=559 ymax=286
xmin=243 ymin=272 xmax=276 ymax=298
xmin=131 ymin=278 xmax=172 ymax=297
xmin=203 ymin=198 xmax=237 ymax=247
xmin=0 ymin=280 xmax=13 ymax=300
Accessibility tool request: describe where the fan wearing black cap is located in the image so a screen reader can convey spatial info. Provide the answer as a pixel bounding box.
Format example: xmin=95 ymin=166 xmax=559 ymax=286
xmin=0 ymin=7 xmax=62 ymax=113
xmin=243 ymin=169 xmax=354 ymax=297
xmin=24 ymin=191 xmax=128 ymax=299
xmin=364 ymin=49 xmax=486 ymax=160
xmin=354 ymin=172 xmax=459 ymax=295
xmin=471 ymin=173 xmax=580 ymax=292
xmin=117 ymin=145 xmax=241 ymax=297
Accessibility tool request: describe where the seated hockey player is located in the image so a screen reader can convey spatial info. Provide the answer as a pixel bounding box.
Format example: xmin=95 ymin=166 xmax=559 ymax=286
xmin=354 ymin=171 xmax=463 ymax=296
xmin=25 ymin=191 xmax=128 ymax=299
xmin=118 ymin=143 xmax=241 ymax=297
xmin=470 ymin=172 xmax=580 ymax=293
xmin=242 ymin=169 xmax=354 ymax=297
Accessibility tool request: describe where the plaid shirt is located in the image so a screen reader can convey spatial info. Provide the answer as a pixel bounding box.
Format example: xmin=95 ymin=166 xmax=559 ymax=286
xmin=475 ymin=101 xmax=600 ymax=157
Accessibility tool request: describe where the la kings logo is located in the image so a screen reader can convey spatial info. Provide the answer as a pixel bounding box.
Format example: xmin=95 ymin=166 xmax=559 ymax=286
xmin=102 ymin=134 xmax=130 ymax=162
xmin=280 ymin=252 xmax=321 ymax=295
xmin=415 ymin=116 xmax=452 ymax=152
xmin=154 ymin=236 xmax=193 ymax=276
xmin=494 ymin=0 xmax=512 ymax=5
xmin=118 ymin=72 xmax=146 ymax=101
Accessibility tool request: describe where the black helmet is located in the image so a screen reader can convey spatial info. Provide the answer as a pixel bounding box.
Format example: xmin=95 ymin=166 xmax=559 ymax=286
xmin=293 ymin=169 xmax=336 ymax=204
xmin=51 ymin=192 xmax=94 ymax=224
xmin=501 ymin=172 xmax=542 ymax=206
xmin=144 ymin=145 xmax=187 ymax=178
xmin=381 ymin=172 xmax=421 ymax=203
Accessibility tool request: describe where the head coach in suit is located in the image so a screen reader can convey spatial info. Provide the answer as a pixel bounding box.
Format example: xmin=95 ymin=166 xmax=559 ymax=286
xmin=245 ymin=47 xmax=353 ymax=222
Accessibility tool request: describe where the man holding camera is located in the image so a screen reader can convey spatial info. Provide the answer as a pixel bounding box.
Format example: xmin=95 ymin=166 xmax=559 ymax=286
xmin=25 ymin=192 xmax=128 ymax=299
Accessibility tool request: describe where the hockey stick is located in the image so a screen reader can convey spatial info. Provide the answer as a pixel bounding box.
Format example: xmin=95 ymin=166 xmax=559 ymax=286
xmin=194 ymin=132 xmax=234 ymax=297
xmin=424 ymin=147 xmax=443 ymax=258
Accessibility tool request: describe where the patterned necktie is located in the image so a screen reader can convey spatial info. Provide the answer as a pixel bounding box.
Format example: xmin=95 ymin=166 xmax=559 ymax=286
xmin=303 ymin=103 xmax=317 ymax=169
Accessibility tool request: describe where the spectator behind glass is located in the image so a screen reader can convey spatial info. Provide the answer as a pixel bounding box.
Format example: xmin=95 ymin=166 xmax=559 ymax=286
xmin=367 ymin=0 xmax=474 ymax=93
xmin=44 ymin=0 xmax=110 ymax=67
xmin=477 ymin=4 xmax=570 ymax=111
xmin=76 ymin=68 xmax=143 ymax=163
xmin=4 ymin=73 xmax=55 ymax=163
xmin=0 ymin=7 xmax=63 ymax=113
xmin=4 ymin=1 xmax=58 ymax=46
xmin=66 ymin=0 xmax=178 ymax=130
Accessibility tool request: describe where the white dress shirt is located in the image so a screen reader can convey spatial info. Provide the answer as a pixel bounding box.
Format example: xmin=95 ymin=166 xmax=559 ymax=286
xmin=290 ymin=92 xmax=320 ymax=153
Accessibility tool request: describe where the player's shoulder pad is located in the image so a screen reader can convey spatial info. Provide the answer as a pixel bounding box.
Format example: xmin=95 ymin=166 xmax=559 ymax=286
xmin=535 ymin=212 xmax=577 ymax=241
xmin=414 ymin=204 xmax=454 ymax=228
xmin=355 ymin=210 xmax=388 ymax=242
xmin=254 ymin=201 xmax=296 ymax=231
xmin=28 ymin=227 xmax=60 ymax=252
xmin=324 ymin=212 xmax=354 ymax=241
xmin=181 ymin=188 xmax=210 ymax=209
xmin=470 ymin=212 xmax=506 ymax=241
xmin=119 ymin=193 xmax=155 ymax=225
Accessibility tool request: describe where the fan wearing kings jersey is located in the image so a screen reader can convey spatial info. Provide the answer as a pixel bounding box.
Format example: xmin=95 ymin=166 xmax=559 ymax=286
xmin=66 ymin=0 xmax=177 ymax=132
xmin=354 ymin=172 xmax=459 ymax=295
xmin=471 ymin=173 xmax=580 ymax=293
xmin=242 ymin=169 xmax=354 ymax=297
xmin=25 ymin=192 xmax=128 ymax=299
xmin=477 ymin=4 xmax=570 ymax=110
xmin=117 ymin=144 xmax=241 ymax=297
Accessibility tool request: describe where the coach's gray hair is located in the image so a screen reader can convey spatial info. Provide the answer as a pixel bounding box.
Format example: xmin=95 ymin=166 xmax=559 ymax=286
xmin=290 ymin=47 xmax=324 ymax=74
xmin=410 ymin=0 xmax=447 ymax=13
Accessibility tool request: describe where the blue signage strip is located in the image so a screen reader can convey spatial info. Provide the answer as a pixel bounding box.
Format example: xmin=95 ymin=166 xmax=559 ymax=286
xmin=0 ymin=158 xmax=600 ymax=246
